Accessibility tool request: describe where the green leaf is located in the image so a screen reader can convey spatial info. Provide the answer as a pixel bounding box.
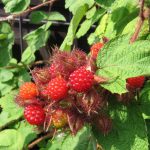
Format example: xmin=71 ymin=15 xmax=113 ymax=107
xmin=145 ymin=120 xmax=150 ymax=150
xmin=65 ymin=0 xmax=94 ymax=14
xmin=30 ymin=11 xmax=66 ymax=24
xmin=47 ymin=11 xmax=66 ymax=21
xmin=0 ymin=90 xmax=23 ymax=129
xmin=17 ymin=69 xmax=31 ymax=86
xmin=110 ymin=0 xmax=137 ymax=11
xmin=76 ymin=8 xmax=105 ymax=39
xmin=2 ymin=0 xmax=30 ymax=14
xmin=88 ymin=13 xmax=108 ymax=44
xmin=124 ymin=18 xmax=150 ymax=41
xmin=0 ymin=22 xmax=14 ymax=67
xmin=93 ymin=103 xmax=149 ymax=150
xmin=42 ymin=126 xmax=97 ymax=150
xmin=0 ymin=33 xmax=8 ymax=40
xmin=88 ymin=0 xmax=138 ymax=42
xmin=60 ymin=5 xmax=87 ymax=51
xmin=76 ymin=20 xmax=92 ymax=39
xmin=122 ymin=17 xmax=137 ymax=35
xmin=0 ymin=121 xmax=37 ymax=150
xmin=96 ymin=0 xmax=137 ymax=10
xmin=30 ymin=11 xmax=48 ymax=24
xmin=21 ymin=47 xmax=36 ymax=65
xmin=96 ymin=35 xmax=150 ymax=94
xmin=105 ymin=1 xmax=138 ymax=38
xmin=0 ymin=69 xmax=13 ymax=82
xmin=86 ymin=6 xmax=96 ymax=19
xmin=140 ymin=81 xmax=150 ymax=117
xmin=105 ymin=8 xmax=138 ymax=38
xmin=15 ymin=121 xmax=37 ymax=147
xmin=21 ymin=22 xmax=51 ymax=64
xmin=0 ymin=129 xmax=24 ymax=150
xmin=0 ymin=80 xmax=16 ymax=96
xmin=23 ymin=22 xmax=51 ymax=51
xmin=145 ymin=0 xmax=150 ymax=6
xmin=95 ymin=0 xmax=115 ymax=8
xmin=9 ymin=58 xmax=17 ymax=65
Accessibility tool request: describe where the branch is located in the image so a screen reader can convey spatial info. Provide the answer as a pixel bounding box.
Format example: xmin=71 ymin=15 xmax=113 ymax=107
xmin=30 ymin=60 xmax=50 ymax=66
xmin=130 ymin=0 xmax=145 ymax=43
xmin=139 ymin=0 xmax=145 ymax=19
xmin=130 ymin=19 xmax=144 ymax=43
xmin=0 ymin=60 xmax=50 ymax=70
xmin=28 ymin=132 xmax=54 ymax=149
xmin=0 ymin=0 xmax=57 ymax=22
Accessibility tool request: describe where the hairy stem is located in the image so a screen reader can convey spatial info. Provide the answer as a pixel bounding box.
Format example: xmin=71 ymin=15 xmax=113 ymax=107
xmin=28 ymin=131 xmax=54 ymax=149
xmin=130 ymin=0 xmax=145 ymax=43
xmin=130 ymin=19 xmax=144 ymax=43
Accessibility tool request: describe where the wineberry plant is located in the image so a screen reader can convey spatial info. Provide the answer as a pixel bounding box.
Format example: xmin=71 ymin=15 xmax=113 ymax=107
xmin=0 ymin=0 xmax=150 ymax=150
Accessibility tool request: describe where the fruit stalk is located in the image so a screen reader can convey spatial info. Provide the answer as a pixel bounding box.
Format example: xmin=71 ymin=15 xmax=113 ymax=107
xmin=28 ymin=131 xmax=54 ymax=149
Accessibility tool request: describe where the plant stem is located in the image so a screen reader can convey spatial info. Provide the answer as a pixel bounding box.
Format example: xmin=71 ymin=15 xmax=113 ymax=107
xmin=130 ymin=19 xmax=144 ymax=43
xmin=0 ymin=60 xmax=50 ymax=70
xmin=28 ymin=132 xmax=54 ymax=149
xmin=0 ymin=0 xmax=57 ymax=22
xmin=130 ymin=0 xmax=145 ymax=43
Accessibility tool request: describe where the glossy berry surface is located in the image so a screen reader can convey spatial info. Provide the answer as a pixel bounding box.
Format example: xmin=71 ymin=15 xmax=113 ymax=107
xmin=52 ymin=109 xmax=68 ymax=128
xmin=19 ymin=82 xmax=38 ymax=99
xmin=47 ymin=77 xmax=68 ymax=101
xmin=127 ymin=76 xmax=145 ymax=89
xmin=90 ymin=42 xmax=104 ymax=59
xmin=24 ymin=105 xmax=45 ymax=125
xmin=69 ymin=67 xmax=94 ymax=92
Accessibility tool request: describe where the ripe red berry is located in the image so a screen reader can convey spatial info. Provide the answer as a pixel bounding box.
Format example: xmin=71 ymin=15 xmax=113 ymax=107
xmin=127 ymin=76 xmax=145 ymax=89
xmin=47 ymin=77 xmax=68 ymax=101
xmin=90 ymin=42 xmax=104 ymax=59
xmin=69 ymin=67 xmax=94 ymax=92
xmin=52 ymin=109 xmax=68 ymax=128
xmin=24 ymin=105 xmax=45 ymax=125
xmin=19 ymin=82 xmax=38 ymax=99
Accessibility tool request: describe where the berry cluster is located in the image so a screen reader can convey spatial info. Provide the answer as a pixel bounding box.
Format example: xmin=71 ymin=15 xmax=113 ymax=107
xmin=15 ymin=45 xmax=145 ymax=135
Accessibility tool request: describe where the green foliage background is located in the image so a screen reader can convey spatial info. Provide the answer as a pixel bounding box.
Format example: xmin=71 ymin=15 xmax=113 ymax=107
xmin=0 ymin=0 xmax=150 ymax=150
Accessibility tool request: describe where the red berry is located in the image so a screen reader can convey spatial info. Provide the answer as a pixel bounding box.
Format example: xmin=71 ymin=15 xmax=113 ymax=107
xmin=90 ymin=42 xmax=104 ymax=59
xmin=24 ymin=105 xmax=45 ymax=125
xmin=69 ymin=67 xmax=94 ymax=92
xmin=47 ymin=77 xmax=68 ymax=101
xmin=19 ymin=82 xmax=38 ymax=99
xmin=52 ymin=109 xmax=68 ymax=128
xmin=127 ymin=76 xmax=145 ymax=89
